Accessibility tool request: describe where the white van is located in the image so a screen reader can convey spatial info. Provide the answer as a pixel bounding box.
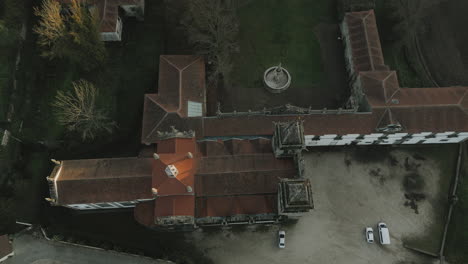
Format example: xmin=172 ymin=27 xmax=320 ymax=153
xmin=378 ymin=222 xmax=391 ymax=245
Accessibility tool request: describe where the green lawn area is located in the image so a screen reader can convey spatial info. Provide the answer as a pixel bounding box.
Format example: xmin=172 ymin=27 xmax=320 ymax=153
xmin=233 ymin=0 xmax=329 ymax=89
xmin=445 ymin=144 xmax=468 ymax=263
xmin=219 ymin=0 xmax=347 ymax=112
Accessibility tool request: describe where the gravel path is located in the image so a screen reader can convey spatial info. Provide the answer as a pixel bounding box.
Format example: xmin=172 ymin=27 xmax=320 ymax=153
xmin=190 ymin=148 xmax=448 ymax=264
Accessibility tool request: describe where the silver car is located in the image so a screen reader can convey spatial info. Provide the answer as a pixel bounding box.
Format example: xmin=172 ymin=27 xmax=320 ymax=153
xmin=278 ymin=230 xmax=286 ymax=248
xmin=365 ymin=227 xmax=374 ymax=243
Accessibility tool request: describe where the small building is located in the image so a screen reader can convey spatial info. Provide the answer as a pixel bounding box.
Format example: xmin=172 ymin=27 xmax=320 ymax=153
xmin=46 ymin=157 xmax=153 ymax=210
xmin=56 ymin=0 xmax=145 ymax=41
xmin=272 ymin=121 xmax=305 ymax=158
xmin=278 ymin=178 xmax=314 ymax=217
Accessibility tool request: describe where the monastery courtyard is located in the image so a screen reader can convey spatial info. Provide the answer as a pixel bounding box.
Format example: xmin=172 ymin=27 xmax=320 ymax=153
xmin=190 ymin=145 xmax=455 ymax=264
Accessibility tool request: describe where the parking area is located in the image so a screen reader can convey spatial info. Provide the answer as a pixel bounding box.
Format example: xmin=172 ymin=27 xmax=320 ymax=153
xmin=190 ymin=146 xmax=455 ymax=264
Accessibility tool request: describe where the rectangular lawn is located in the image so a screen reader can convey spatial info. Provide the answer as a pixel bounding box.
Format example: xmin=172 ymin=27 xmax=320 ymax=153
xmin=217 ymin=0 xmax=349 ymax=113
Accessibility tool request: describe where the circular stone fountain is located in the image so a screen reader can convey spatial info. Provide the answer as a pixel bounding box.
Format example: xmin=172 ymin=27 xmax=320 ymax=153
xmin=263 ymin=63 xmax=291 ymax=93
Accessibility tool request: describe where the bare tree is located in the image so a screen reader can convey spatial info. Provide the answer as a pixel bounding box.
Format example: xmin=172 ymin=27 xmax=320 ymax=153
xmin=386 ymin=0 xmax=443 ymax=47
xmin=53 ymin=80 xmax=116 ymax=141
xmin=181 ymin=0 xmax=239 ymax=84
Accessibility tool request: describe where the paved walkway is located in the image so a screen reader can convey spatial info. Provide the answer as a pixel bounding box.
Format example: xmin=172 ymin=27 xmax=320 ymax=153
xmin=4 ymin=231 xmax=171 ymax=264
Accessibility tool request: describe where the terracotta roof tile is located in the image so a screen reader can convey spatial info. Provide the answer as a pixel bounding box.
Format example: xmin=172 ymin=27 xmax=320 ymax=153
xmin=391 ymin=87 xmax=468 ymax=107
xmin=134 ymin=200 xmax=155 ymax=227
xmin=359 ymin=71 xmax=400 ymax=104
xmin=141 ymin=56 xmax=205 ymax=144
xmin=158 ymin=55 xmax=206 ymax=118
xmin=53 ymin=158 xmax=153 ymax=204
xmin=344 ymin=10 xmax=388 ymax=73
xmin=152 ymin=138 xmax=197 ymax=196
xmin=390 ymin=106 xmax=468 ymax=133
xmin=154 ymin=196 xmax=195 ymax=217
xmin=196 ymin=170 xmax=295 ymax=196
xmin=195 ymin=195 xmax=277 ymax=217
xmin=0 ymin=235 xmax=12 ymax=260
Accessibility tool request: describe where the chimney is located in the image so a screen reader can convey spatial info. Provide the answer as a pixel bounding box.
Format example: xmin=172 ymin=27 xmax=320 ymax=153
xmin=165 ymin=165 xmax=179 ymax=178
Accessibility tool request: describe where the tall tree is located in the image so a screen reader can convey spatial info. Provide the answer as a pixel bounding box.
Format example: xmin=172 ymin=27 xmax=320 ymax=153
xmin=34 ymin=0 xmax=106 ymax=70
xmin=34 ymin=0 xmax=67 ymax=59
xmin=52 ymin=80 xmax=116 ymax=141
xmin=386 ymin=0 xmax=443 ymax=47
xmin=181 ymin=0 xmax=239 ymax=84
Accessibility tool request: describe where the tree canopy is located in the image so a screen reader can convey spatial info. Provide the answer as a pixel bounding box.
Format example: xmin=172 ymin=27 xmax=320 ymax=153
xmin=34 ymin=0 xmax=106 ymax=70
xmin=52 ymin=80 xmax=116 ymax=141
xmin=181 ymin=0 xmax=239 ymax=83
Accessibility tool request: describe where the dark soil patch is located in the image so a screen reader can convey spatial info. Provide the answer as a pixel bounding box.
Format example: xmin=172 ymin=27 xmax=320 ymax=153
xmin=369 ymin=168 xmax=386 ymax=185
xmin=403 ymin=173 xmax=425 ymax=192
xmin=404 ymin=157 xmax=422 ymax=172
xmin=404 ymin=193 xmax=426 ymax=214
xmin=389 ymin=154 xmax=399 ymax=166
xmin=351 ymin=146 xmax=392 ymax=163
xmin=412 ymin=153 xmax=426 ymax=161
xmin=403 ymin=172 xmax=426 ymax=214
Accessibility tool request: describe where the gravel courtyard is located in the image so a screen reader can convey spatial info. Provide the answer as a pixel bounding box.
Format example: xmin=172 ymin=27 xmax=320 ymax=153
xmin=189 ymin=146 xmax=455 ymax=264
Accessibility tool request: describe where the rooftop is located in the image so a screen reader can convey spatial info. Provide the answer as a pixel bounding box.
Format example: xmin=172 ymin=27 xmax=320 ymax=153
xmin=49 ymin=158 xmax=153 ymax=205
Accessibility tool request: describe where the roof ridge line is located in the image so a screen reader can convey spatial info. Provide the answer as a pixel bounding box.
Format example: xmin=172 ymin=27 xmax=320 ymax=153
xmin=145 ymin=112 xmax=168 ymax=140
xmin=60 ymin=175 xmax=152 ymax=181
xmin=457 ymin=88 xmax=468 ymax=106
xmin=362 ymin=12 xmax=374 ymax=70
xmin=196 ymin=168 xmax=297 ymax=175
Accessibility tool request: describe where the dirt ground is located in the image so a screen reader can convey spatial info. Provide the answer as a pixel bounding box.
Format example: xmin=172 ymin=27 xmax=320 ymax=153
xmin=189 ymin=147 xmax=454 ymax=264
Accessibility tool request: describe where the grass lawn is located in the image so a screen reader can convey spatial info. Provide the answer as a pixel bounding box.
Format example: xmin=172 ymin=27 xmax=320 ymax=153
xmin=219 ymin=0 xmax=347 ymax=112
xmin=445 ymin=144 xmax=468 ymax=263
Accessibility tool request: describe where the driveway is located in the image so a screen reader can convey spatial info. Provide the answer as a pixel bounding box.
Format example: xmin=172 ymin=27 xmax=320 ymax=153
xmin=189 ymin=146 xmax=453 ymax=264
xmin=5 ymin=231 xmax=172 ymax=264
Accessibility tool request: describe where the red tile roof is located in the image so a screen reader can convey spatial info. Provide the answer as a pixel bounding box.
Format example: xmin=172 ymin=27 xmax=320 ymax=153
xmin=155 ymin=55 xmax=206 ymax=117
xmin=52 ymin=158 xmax=153 ymax=204
xmin=154 ymin=196 xmax=195 ymax=217
xmin=134 ymin=137 xmax=296 ymax=228
xmin=152 ymin=138 xmax=197 ymax=196
xmin=141 ymin=56 xmax=205 ymax=144
xmin=195 ymin=195 xmax=277 ymax=217
xmin=343 ymin=10 xmax=388 ymax=72
xmin=0 ymin=235 xmax=12 ymax=261
xmin=134 ymin=200 xmax=154 ymax=227
xmin=359 ymin=71 xmax=400 ymax=105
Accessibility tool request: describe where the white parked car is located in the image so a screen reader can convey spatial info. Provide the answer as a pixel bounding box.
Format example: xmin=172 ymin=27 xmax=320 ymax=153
xmin=278 ymin=230 xmax=286 ymax=248
xmin=365 ymin=227 xmax=374 ymax=243
xmin=378 ymin=222 xmax=391 ymax=245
